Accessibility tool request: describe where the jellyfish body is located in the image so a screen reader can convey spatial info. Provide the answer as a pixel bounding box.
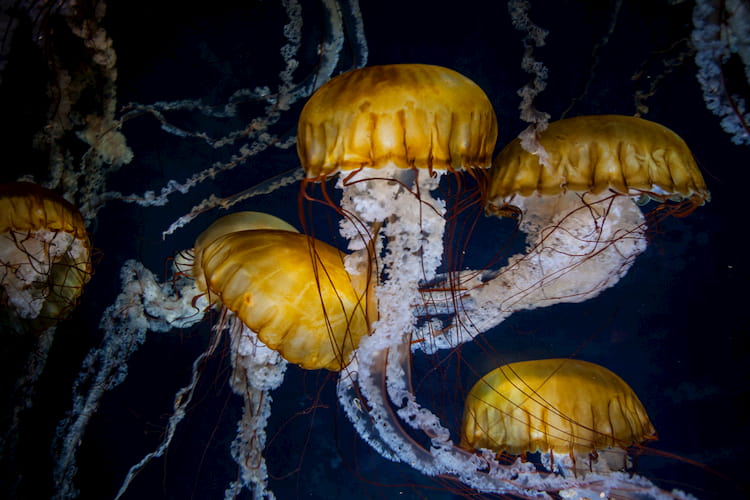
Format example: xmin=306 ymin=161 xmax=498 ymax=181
xmin=434 ymin=115 xmax=710 ymax=341
xmin=193 ymin=226 xmax=371 ymax=371
xmin=0 ymin=182 xmax=92 ymax=330
xmin=461 ymin=358 xmax=656 ymax=466
xmin=178 ymin=211 xmax=299 ymax=297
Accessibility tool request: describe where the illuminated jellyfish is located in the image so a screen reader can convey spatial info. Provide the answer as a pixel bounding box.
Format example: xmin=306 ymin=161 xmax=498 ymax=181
xmin=428 ymin=115 xmax=711 ymax=345
xmin=0 ymin=181 xmax=92 ymax=496
xmin=296 ymin=62 xmax=510 ymax=480
xmin=188 ymin=213 xmax=373 ymax=371
xmin=298 ymin=107 xmax=708 ymax=495
xmin=461 ymin=359 xmax=656 ymax=479
xmin=113 ymin=211 xmax=372 ymax=499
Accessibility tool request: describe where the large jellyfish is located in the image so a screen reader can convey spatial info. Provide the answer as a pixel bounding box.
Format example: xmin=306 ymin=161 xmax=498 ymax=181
xmin=296 ymin=61 xmax=499 ymax=467
xmin=187 ymin=214 xmax=372 ymax=371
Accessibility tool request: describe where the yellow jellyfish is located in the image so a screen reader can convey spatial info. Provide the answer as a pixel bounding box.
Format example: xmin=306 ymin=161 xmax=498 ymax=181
xmin=0 ymin=182 xmax=92 ymax=331
xmin=189 ymin=212 xmax=372 ymax=371
xmin=461 ymin=358 xmax=656 ymax=468
xmin=296 ymin=63 xmax=504 ymax=484
xmin=1 ymin=182 xmax=92 ymax=488
xmin=448 ymin=115 xmax=710 ymax=336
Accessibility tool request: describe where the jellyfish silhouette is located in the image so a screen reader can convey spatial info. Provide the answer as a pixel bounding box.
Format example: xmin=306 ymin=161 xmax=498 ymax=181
xmin=461 ymin=358 xmax=656 ymax=476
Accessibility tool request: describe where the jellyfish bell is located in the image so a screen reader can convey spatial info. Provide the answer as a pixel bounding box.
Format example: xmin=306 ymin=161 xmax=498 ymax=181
xmin=461 ymin=358 xmax=656 ymax=476
xmin=0 ymin=181 xmax=92 ymax=332
xmin=297 ymin=63 xmax=497 ymax=178
xmin=487 ymin=114 xmax=710 ymax=209
xmin=189 ymin=219 xmax=371 ymax=371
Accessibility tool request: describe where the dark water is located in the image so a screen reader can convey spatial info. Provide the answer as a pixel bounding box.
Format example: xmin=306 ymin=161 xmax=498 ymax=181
xmin=1 ymin=0 xmax=748 ymax=498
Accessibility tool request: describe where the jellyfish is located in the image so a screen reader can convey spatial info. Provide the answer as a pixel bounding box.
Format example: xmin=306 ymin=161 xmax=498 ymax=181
xmin=7 ymin=0 xmax=737 ymax=495
xmin=179 ymin=212 xmax=372 ymax=499
xmin=296 ymin=62 xmax=501 ymax=463
xmin=112 ymin=211 xmax=373 ymax=498
xmin=461 ymin=358 xmax=656 ymax=477
xmin=426 ymin=115 xmax=710 ymax=345
xmin=1 ymin=181 xmax=92 ymax=330
xmin=0 ymin=181 xmax=92 ymax=497
xmin=187 ymin=213 xmax=373 ymax=371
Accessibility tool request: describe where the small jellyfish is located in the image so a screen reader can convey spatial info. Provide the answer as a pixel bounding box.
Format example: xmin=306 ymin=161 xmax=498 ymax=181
xmin=0 ymin=181 xmax=92 ymax=331
xmin=461 ymin=358 xmax=656 ymax=474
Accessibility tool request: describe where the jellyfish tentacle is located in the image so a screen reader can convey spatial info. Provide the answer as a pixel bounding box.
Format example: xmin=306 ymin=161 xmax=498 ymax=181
xmin=225 ymin=317 xmax=287 ymax=500
xmin=52 ymin=259 xmax=206 ymax=498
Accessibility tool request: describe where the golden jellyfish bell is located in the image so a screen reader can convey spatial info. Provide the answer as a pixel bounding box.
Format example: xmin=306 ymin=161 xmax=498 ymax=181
xmin=460 ymin=358 xmax=656 ymax=458
xmin=193 ymin=226 xmax=371 ymax=371
xmin=0 ymin=182 xmax=92 ymax=330
xmin=487 ymin=115 xmax=710 ymax=213
xmin=297 ymin=64 xmax=498 ymax=178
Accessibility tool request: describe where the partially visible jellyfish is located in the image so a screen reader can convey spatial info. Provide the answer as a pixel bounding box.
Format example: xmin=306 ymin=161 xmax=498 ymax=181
xmin=1 ymin=181 xmax=92 ymax=331
xmin=428 ymin=115 xmax=710 ymax=345
xmin=461 ymin=358 xmax=656 ymax=478
xmin=0 ymin=181 xmax=92 ymax=497
xmin=114 ymin=211 xmax=373 ymax=498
